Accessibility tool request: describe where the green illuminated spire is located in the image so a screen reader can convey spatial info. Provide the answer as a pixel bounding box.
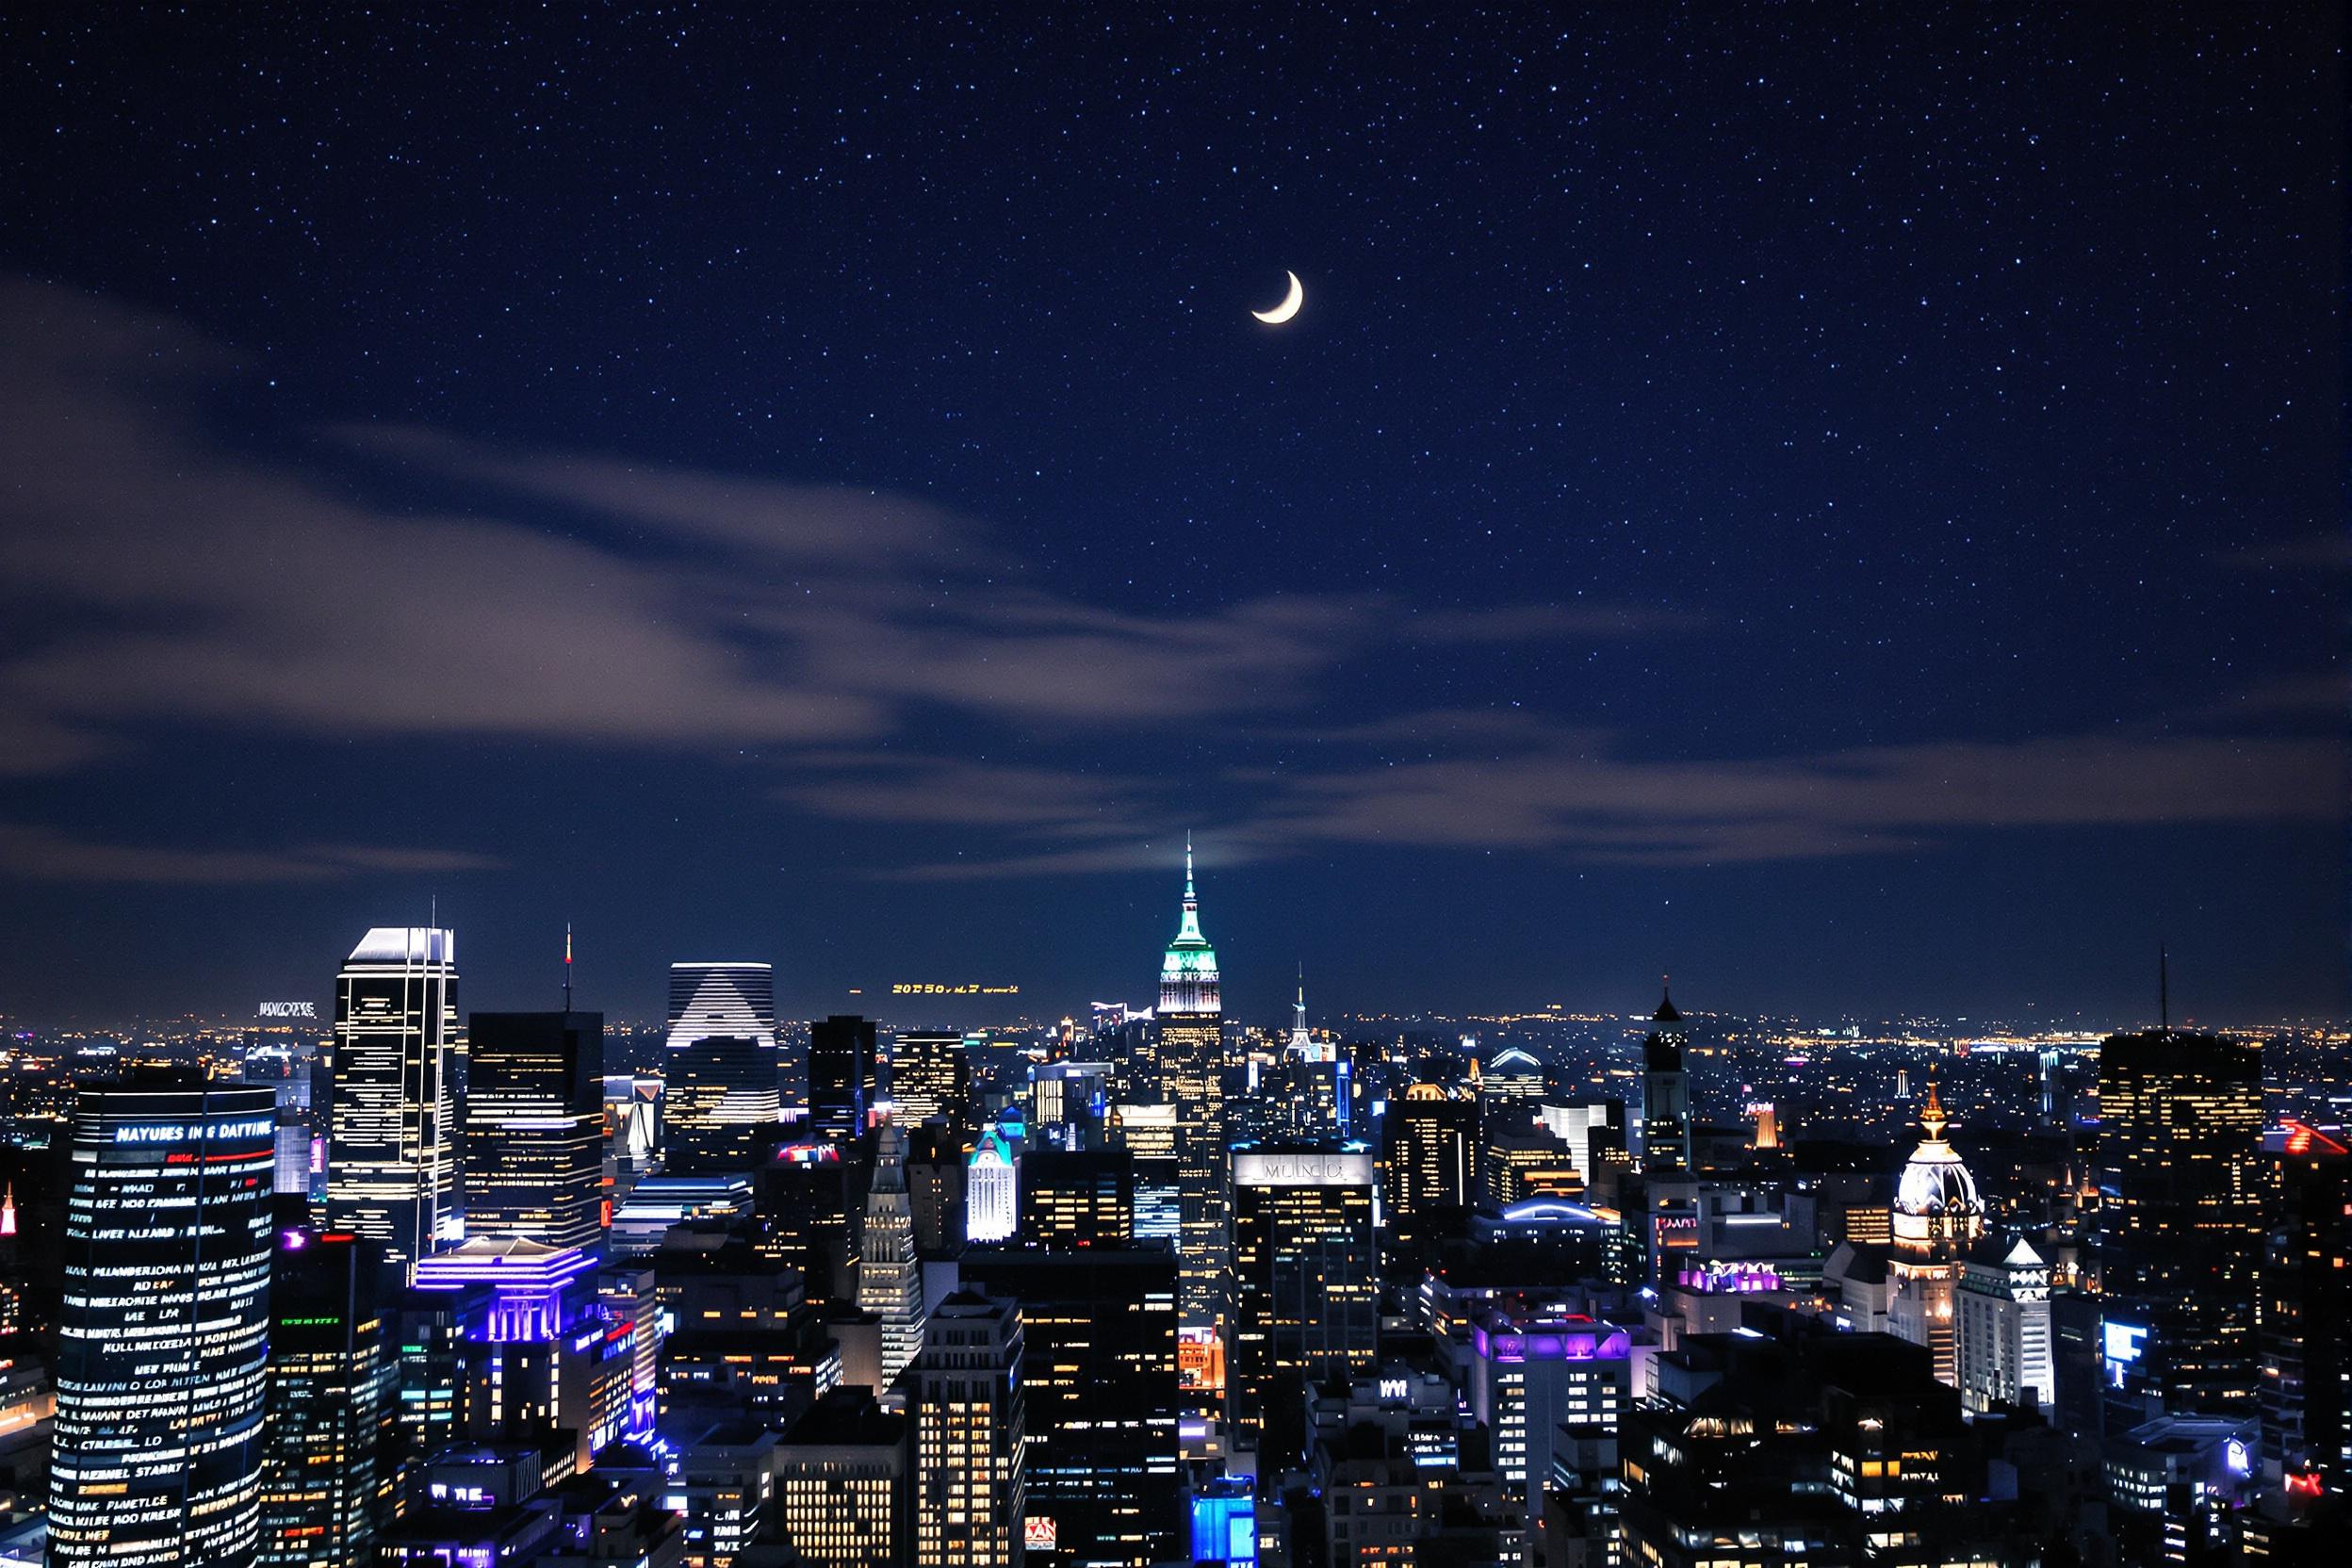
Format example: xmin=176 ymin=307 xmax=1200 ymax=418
xmin=1159 ymin=834 xmax=1220 ymax=1013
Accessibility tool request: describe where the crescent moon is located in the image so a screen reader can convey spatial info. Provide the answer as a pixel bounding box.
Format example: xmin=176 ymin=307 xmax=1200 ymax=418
xmin=1251 ymin=270 xmax=1303 ymax=324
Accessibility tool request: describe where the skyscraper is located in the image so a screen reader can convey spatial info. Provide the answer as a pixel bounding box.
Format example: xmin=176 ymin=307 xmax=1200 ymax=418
xmin=52 ymin=1081 xmax=277 ymax=1568
xmin=259 ymin=1229 xmax=386 ymax=1568
xmin=328 ymin=926 xmax=462 ymax=1275
xmin=892 ymin=1030 xmax=974 ymax=1143
xmin=961 ymin=1248 xmax=1183 ymax=1566
xmin=462 ymin=1010 xmax=604 ymax=1250
xmin=1953 ymin=1233 xmax=2055 ymax=1414
xmin=914 ymin=1293 xmax=1026 ymax=1568
xmin=857 ymin=1123 xmax=927 ymax=1386
xmin=1154 ymin=839 xmax=1227 ymax=1334
xmin=2093 ymin=1028 xmax=2263 ymax=1417
xmin=811 ymin=1015 xmax=879 ymax=1148
xmin=966 ymin=1125 xmax=1020 ymax=1245
xmin=2258 ymin=1125 xmax=2350 ymax=1483
xmin=663 ymin=963 xmax=781 ymax=1171
xmin=1380 ymin=1084 xmax=1477 ymax=1233
xmin=1227 ymin=1145 xmax=1379 ymax=1471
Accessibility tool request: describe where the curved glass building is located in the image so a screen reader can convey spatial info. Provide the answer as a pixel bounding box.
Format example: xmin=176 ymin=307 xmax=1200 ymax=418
xmin=51 ymin=1080 xmax=277 ymax=1568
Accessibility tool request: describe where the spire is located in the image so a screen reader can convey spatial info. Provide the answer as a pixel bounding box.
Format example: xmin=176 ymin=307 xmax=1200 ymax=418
xmin=1654 ymin=975 xmax=1682 ymax=1024
xmin=1169 ymin=834 xmax=1208 ymax=948
xmin=1920 ymin=1075 xmax=1949 ymax=1142
xmin=563 ymin=922 xmax=574 ymax=1012
xmin=2159 ymin=940 xmax=2170 ymax=1033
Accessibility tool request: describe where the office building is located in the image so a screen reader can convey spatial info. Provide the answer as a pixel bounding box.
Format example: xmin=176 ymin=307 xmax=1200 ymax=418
xmin=1019 ymin=1147 xmax=1135 ymax=1248
xmin=259 ymin=1229 xmax=386 ymax=1568
xmin=463 ymin=1010 xmax=604 ymax=1250
xmin=1458 ymin=1303 xmax=1632 ymax=1534
xmin=892 ymin=1030 xmax=974 ymax=1142
xmin=1228 ymin=1145 xmax=1379 ymax=1470
xmin=328 ymin=926 xmax=463 ymax=1274
xmin=967 ymin=1125 xmax=1020 ymax=1245
xmin=1473 ymin=1044 xmax=1546 ymax=1113
xmin=810 ymin=1016 xmax=879 ymax=1148
xmin=2093 ymin=1029 xmax=2263 ymax=1417
xmin=1155 ymin=839 xmax=1228 ymax=1333
xmin=856 ymin=1123 xmax=927 ymax=1386
xmin=663 ymin=964 xmax=781 ymax=1172
xmin=1380 ymin=1084 xmax=1476 ymax=1266
xmin=2259 ymin=1125 xmax=2351 ymax=1484
xmin=962 ymin=1247 xmax=1183 ymax=1566
xmin=914 ymin=1293 xmax=1027 ymax=1568
xmin=774 ymin=1389 xmax=911 ymax=1566
xmin=51 ymin=1081 xmax=277 ymax=1568
xmin=1539 ymin=1100 xmax=1626 ymax=1184
xmin=412 ymin=1239 xmax=637 ymax=1470
xmin=1954 ymin=1233 xmax=2055 ymax=1414
xmin=1479 ymin=1118 xmax=1583 ymax=1208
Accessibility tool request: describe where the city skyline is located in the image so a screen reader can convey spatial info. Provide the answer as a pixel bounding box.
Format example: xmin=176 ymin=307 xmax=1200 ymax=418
xmin=0 ymin=8 xmax=2340 ymax=1025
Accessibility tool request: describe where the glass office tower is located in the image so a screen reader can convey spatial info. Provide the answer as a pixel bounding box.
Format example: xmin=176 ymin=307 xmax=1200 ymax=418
xmin=328 ymin=926 xmax=462 ymax=1275
xmin=51 ymin=1080 xmax=277 ymax=1568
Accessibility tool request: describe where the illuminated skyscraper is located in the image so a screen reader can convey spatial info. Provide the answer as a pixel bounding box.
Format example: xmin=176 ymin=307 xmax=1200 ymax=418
xmin=811 ymin=1015 xmax=879 ymax=1148
xmin=914 ymin=1293 xmax=1026 ymax=1568
xmin=1953 ymin=1233 xmax=2054 ymax=1414
xmin=462 ymin=1010 xmax=604 ymax=1250
xmin=962 ymin=1248 xmax=1182 ymax=1566
xmin=967 ymin=1124 xmax=1019 ymax=1244
xmin=258 ymin=1229 xmax=386 ymax=1568
xmin=328 ymin=926 xmax=463 ymax=1275
xmin=663 ymin=963 xmax=781 ymax=1171
xmin=857 ymin=1123 xmax=927 ymax=1385
xmin=892 ymin=1030 xmax=974 ymax=1142
xmin=1154 ymin=839 xmax=1227 ymax=1333
xmin=1380 ymin=1084 xmax=1476 ymax=1270
xmin=52 ymin=1081 xmax=277 ymax=1568
xmin=1227 ymin=1145 xmax=1378 ymax=1470
xmin=2092 ymin=1028 xmax=2262 ymax=1417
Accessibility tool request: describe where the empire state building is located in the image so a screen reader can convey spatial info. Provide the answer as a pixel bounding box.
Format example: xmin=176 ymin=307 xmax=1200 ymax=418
xmin=1157 ymin=838 xmax=1228 ymax=1336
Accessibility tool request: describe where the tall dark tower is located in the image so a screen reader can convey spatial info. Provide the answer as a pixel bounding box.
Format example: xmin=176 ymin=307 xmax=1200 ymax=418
xmin=463 ymin=1010 xmax=605 ymax=1249
xmin=1640 ymin=981 xmax=1691 ymax=1176
xmin=810 ymin=1015 xmax=879 ymax=1148
xmin=1154 ymin=837 xmax=1227 ymax=1337
xmin=2093 ymin=1027 xmax=2262 ymax=1418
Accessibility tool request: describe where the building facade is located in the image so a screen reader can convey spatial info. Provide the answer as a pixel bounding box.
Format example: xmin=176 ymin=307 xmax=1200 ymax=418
xmin=463 ymin=1010 xmax=604 ymax=1250
xmin=328 ymin=926 xmax=463 ymax=1275
xmin=914 ymin=1294 xmax=1026 ymax=1568
xmin=52 ymin=1081 xmax=278 ymax=1568
xmin=662 ymin=963 xmax=781 ymax=1172
xmin=1155 ymin=841 xmax=1227 ymax=1337
xmin=1228 ymin=1145 xmax=1379 ymax=1470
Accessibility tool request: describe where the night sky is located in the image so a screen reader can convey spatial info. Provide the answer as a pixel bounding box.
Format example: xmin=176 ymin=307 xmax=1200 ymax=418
xmin=0 ymin=7 xmax=2340 ymax=1029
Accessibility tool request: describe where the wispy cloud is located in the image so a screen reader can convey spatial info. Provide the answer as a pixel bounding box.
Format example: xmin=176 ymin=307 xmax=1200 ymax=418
xmin=0 ymin=824 xmax=501 ymax=885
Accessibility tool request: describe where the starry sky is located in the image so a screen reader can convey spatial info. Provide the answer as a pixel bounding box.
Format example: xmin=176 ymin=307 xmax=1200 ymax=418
xmin=0 ymin=6 xmax=2340 ymax=1029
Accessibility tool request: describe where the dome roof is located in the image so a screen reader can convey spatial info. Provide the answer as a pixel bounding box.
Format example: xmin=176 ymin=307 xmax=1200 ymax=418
xmin=1894 ymin=1080 xmax=1982 ymax=1217
xmin=1896 ymin=1140 xmax=1982 ymax=1217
